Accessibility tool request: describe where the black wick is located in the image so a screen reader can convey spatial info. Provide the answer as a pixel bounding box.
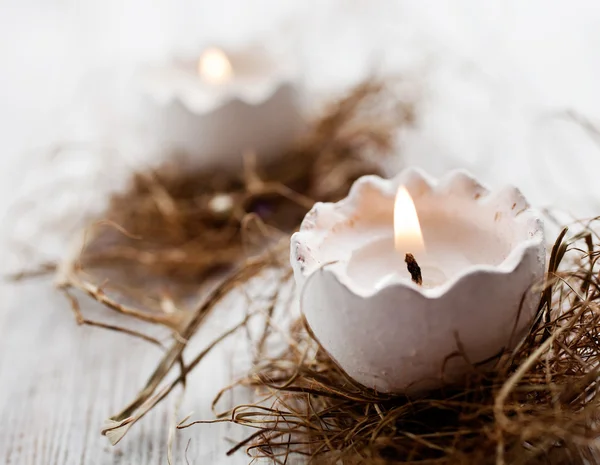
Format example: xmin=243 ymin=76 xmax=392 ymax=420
xmin=405 ymin=253 xmax=422 ymax=286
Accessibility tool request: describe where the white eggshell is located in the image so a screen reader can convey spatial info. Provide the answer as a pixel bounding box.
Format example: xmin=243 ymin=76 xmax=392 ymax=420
xmin=138 ymin=46 xmax=304 ymax=170
xmin=290 ymin=168 xmax=545 ymax=393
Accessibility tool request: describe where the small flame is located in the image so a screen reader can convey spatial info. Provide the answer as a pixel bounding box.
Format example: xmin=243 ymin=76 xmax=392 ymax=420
xmin=197 ymin=47 xmax=233 ymax=84
xmin=394 ymin=186 xmax=425 ymax=255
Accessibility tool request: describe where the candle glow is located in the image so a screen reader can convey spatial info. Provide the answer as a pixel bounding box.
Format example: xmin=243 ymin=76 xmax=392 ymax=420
xmin=394 ymin=186 xmax=425 ymax=256
xmin=197 ymin=47 xmax=233 ymax=84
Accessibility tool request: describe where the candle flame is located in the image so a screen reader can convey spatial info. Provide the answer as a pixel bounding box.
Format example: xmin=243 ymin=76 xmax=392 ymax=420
xmin=394 ymin=186 xmax=425 ymax=255
xmin=198 ymin=47 xmax=233 ymax=84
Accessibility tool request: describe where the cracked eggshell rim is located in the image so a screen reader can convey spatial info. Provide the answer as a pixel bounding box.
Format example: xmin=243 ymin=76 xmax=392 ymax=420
xmin=144 ymin=74 xmax=294 ymax=115
xmin=291 ymin=168 xmax=545 ymax=299
xmin=139 ymin=48 xmax=298 ymax=115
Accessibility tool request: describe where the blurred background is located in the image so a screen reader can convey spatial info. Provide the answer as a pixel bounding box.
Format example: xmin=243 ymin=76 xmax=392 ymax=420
xmin=2 ymin=1 xmax=600 ymax=463
xmin=3 ymin=0 xmax=600 ymax=261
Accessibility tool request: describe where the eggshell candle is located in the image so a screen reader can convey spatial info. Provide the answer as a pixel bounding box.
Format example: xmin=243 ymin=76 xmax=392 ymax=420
xmin=138 ymin=46 xmax=304 ymax=169
xmin=290 ymin=168 xmax=545 ymax=393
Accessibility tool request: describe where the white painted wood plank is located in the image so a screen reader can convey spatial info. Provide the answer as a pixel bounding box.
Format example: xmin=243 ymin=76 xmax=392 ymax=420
xmin=0 ymin=277 xmax=252 ymax=464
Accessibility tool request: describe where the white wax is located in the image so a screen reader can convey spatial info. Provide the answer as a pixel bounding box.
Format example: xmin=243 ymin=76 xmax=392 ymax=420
xmin=346 ymin=236 xmax=455 ymax=290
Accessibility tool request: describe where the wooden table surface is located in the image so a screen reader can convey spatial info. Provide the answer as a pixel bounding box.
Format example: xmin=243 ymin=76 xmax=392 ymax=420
xmin=1 ymin=270 xmax=260 ymax=464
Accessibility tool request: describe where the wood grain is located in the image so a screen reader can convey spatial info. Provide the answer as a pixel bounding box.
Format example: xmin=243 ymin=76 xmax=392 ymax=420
xmin=0 ymin=277 xmax=252 ymax=464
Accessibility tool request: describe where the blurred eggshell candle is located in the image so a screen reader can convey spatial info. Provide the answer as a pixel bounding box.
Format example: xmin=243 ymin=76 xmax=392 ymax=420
xmin=290 ymin=168 xmax=545 ymax=393
xmin=139 ymin=45 xmax=304 ymax=169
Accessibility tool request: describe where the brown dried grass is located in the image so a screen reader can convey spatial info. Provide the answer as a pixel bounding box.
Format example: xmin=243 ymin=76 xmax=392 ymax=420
xmin=79 ymin=81 xmax=413 ymax=284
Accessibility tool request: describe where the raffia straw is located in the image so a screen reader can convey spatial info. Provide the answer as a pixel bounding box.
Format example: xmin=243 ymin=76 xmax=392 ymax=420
xmin=71 ymin=80 xmax=411 ymax=286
